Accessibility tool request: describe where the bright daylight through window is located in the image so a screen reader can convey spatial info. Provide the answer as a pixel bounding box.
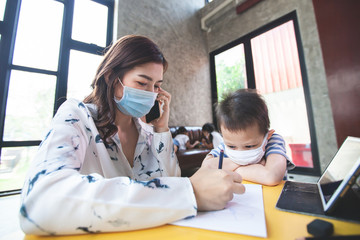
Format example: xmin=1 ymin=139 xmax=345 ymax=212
xmin=0 ymin=0 xmax=114 ymax=194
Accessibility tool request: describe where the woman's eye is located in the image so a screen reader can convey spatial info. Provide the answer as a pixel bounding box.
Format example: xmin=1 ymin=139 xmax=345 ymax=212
xmin=137 ymin=82 xmax=146 ymax=87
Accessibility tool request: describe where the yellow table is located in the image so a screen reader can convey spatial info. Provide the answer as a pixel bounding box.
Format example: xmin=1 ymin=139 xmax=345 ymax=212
xmin=2 ymin=182 xmax=360 ymax=240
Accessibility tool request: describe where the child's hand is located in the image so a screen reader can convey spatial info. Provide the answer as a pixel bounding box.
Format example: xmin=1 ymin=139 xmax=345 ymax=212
xmin=222 ymin=158 xmax=241 ymax=171
xmin=202 ymin=155 xmax=240 ymax=171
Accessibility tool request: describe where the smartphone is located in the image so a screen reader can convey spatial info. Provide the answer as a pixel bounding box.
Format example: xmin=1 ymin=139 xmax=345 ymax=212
xmin=146 ymin=100 xmax=160 ymax=123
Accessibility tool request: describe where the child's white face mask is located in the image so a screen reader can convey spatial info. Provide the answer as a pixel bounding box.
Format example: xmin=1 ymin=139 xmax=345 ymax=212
xmin=224 ymin=133 xmax=268 ymax=166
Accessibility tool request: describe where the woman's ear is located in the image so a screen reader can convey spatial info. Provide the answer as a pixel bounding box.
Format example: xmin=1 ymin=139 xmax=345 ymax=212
xmin=104 ymin=70 xmax=113 ymax=85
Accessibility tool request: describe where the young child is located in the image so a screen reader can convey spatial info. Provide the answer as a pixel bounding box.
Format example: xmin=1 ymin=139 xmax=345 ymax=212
xmin=202 ymin=89 xmax=295 ymax=186
xmin=174 ymin=126 xmax=200 ymax=151
xmin=201 ymin=123 xmax=224 ymax=149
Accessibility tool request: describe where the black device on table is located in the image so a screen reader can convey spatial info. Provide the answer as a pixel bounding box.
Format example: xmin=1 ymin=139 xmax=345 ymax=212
xmin=276 ymin=136 xmax=360 ymax=223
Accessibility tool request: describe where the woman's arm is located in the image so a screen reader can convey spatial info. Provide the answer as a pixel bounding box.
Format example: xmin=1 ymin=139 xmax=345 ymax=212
xmin=152 ymin=130 xmax=181 ymax=177
xmin=19 ymin=100 xmax=196 ymax=235
xmin=234 ymin=154 xmax=287 ymax=186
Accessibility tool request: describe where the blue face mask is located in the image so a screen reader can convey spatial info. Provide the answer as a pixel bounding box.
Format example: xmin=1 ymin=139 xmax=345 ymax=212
xmin=114 ymin=78 xmax=157 ymax=118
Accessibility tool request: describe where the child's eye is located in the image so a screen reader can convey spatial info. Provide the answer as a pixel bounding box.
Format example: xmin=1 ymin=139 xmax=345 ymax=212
xmin=245 ymin=145 xmax=256 ymax=149
xmin=227 ymin=145 xmax=236 ymax=149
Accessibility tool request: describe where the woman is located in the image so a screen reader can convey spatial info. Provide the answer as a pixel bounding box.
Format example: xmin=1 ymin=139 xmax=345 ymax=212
xmin=201 ymin=123 xmax=223 ymax=149
xmin=19 ymin=35 xmax=245 ymax=235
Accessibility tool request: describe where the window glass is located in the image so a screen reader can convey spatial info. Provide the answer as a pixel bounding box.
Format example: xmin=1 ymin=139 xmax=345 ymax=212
xmin=214 ymin=44 xmax=247 ymax=102
xmin=251 ymin=20 xmax=313 ymax=168
xmin=12 ymin=0 xmax=63 ymax=71
xmin=72 ymin=0 xmax=108 ymax=47
xmin=3 ymin=70 xmax=56 ymax=141
xmin=0 ymin=0 xmax=113 ymax=195
xmin=67 ymin=50 xmax=103 ymax=100
xmin=0 ymin=0 xmax=5 ymax=21
xmin=0 ymin=146 xmax=38 ymax=192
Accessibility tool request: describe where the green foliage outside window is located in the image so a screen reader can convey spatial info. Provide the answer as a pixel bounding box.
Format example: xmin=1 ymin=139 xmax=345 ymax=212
xmin=215 ymin=58 xmax=246 ymax=102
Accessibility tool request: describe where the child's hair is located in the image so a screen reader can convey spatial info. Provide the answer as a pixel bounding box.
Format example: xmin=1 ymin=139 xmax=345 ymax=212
xmin=202 ymin=123 xmax=215 ymax=133
xmin=176 ymin=126 xmax=187 ymax=135
xmin=202 ymin=123 xmax=215 ymax=143
xmin=215 ymin=89 xmax=269 ymax=135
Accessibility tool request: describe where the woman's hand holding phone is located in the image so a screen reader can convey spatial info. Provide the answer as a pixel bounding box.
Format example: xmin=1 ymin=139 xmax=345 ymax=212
xmin=151 ymin=88 xmax=171 ymax=133
xmin=146 ymin=100 xmax=161 ymax=123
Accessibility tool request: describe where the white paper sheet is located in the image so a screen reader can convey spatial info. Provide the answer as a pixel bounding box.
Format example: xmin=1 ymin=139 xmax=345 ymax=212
xmin=171 ymin=184 xmax=267 ymax=238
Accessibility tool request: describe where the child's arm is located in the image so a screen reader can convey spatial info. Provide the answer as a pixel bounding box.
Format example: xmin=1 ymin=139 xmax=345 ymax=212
xmin=234 ymin=153 xmax=287 ymax=186
xmin=201 ymin=138 xmax=213 ymax=149
xmin=186 ymin=140 xmax=200 ymax=149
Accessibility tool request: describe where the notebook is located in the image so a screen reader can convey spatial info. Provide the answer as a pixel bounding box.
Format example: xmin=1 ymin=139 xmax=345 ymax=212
xmin=276 ymin=136 xmax=360 ymax=222
xmin=171 ymin=184 xmax=267 ymax=237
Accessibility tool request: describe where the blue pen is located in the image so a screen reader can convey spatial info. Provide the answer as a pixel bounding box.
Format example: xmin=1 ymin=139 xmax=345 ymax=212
xmin=218 ymin=149 xmax=224 ymax=169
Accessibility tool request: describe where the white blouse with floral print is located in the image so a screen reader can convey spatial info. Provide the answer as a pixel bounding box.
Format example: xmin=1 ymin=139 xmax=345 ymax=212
xmin=19 ymin=99 xmax=197 ymax=235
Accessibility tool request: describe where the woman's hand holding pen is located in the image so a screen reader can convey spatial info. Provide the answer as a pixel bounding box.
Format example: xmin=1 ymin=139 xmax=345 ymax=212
xmin=202 ymin=155 xmax=240 ymax=172
xmin=189 ymin=167 xmax=246 ymax=211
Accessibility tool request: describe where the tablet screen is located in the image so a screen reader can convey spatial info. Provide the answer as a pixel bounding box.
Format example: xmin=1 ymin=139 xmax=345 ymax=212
xmin=318 ymin=137 xmax=360 ymax=212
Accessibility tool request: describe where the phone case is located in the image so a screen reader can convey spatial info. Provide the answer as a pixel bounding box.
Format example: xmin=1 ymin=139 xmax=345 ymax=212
xmin=146 ymin=100 xmax=160 ymax=123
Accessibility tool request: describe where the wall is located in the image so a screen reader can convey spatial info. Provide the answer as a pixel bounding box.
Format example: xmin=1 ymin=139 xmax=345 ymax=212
xmin=199 ymin=0 xmax=338 ymax=172
xmin=312 ymin=0 xmax=360 ymax=147
xmin=117 ymin=0 xmax=213 ymax=126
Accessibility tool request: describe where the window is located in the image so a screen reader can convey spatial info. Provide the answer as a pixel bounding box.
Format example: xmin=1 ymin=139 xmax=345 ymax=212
xmin=214 ymin=44 xmax=247 ymax=102
xmin=0 ymin=0 xmax=114 ymax=195
xmin=210 ymin=11 xmax=320 ymax=176
xmin=0 ymin=0 xmax=6 ymax=21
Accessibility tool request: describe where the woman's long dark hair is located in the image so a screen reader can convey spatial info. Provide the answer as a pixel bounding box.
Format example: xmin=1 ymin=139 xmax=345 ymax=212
xmin=83 ymin=35 xmax=168 ymax=144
